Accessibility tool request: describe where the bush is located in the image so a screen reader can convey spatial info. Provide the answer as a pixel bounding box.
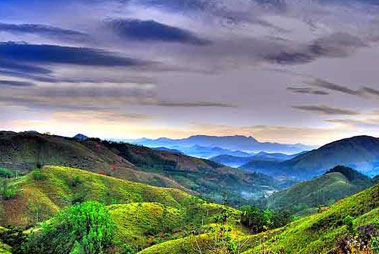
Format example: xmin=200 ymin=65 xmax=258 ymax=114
xmin=24 ymin=201 xmax=114 ymax=254
xmin=1 ymin=179 xmax=18 ymax=200
xmin=32 ymin=170 xmax=46 ymax=181
xmin=0 ymin=168 xmax=15 ymax=178
xmin=241 ymin=206 xmax=292 ymax=233
xmin=71 ymin=176 xmax=83 ymax=187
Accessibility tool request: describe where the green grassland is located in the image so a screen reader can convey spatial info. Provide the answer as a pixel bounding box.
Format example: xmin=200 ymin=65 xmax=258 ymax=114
xmin=137 ymin=183 xmax=379 ymax=254
xmin=265 ymin=166 xmax=374 ymax=215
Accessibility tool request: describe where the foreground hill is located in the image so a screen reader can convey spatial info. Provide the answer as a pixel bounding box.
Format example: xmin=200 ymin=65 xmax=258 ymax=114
xmin=137 ymin=183 xmax=379 ymax=254
xmin=265 ymin=166 xmax=374 ymax=214
xmin=0 ymin=166 xmax=242 ymax=252
xmin=0 ymin=131 xmax=280 ymax=204
xmin=242 ymin=135 xmax=379 ymax=179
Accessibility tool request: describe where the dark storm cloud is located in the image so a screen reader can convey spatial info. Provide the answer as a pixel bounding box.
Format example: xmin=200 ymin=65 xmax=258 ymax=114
xmin=292 ymin=105 xmax=360 ymax=115
xmin=0 ymin=42 xmax=149 ymax=67
xmin=0 ymin=80 xmax=35 ymax=87
xmin=0 ymin=23 xmax=88 ymax=41
xmin=287 ymin=87 xmax=329 ymax=95
xmin=106 ymin=19 xmax=211 ymax=45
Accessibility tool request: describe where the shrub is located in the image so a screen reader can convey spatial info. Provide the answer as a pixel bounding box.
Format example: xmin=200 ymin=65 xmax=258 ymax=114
xmin=71 ymin=176 xmax=83 ymax=187
xmin=24 ymin=201 xmax=114 ymax=254
xmin=32 ymin=170 xmax=46 ymax=181
xmin=0 ymin=168 xmax=15 ymax=178
xmin=1 ymin=179 xmax=18 ymax=200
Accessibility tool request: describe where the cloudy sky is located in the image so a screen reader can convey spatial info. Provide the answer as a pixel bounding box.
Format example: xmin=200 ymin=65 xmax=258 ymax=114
xmin=0 ymin=0 xmax=378 ymax=145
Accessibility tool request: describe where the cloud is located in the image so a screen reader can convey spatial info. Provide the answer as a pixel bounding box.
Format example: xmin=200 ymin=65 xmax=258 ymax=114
xmin=105 ymin=19 xmax=211 ymax=45
xmin=362 ymin=87 xmax=379 ymax=98
xmin=307 ymin=78 xmax=363 ymax=96
xmin=0 ymin=59 xmax=52 ymax=74
xmin=287 ymin=87 xmax=329 ymax=95
xmin=0 ymin=42 xmax=150 ymax=67
xmin=292 ymin=105 xmax=360 ymax=115
xmin=0 ymin=23 xmax=88 ymax=41
xmin=306 ymin=78 xmax=379 ymax=99
xmin=265 ymin=33 xmax=366 ymax=65
xmin=153 ymin=101 xmax=236 ymax=107
xmin=0 ymin=80 xmax=35 ymax=87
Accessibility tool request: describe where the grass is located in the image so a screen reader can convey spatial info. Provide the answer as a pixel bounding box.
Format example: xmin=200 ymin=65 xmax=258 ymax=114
xmin=136 ymin=184 xmax=379 ymax=254
xmin=0 ymin=227 xmax=10 ymax=254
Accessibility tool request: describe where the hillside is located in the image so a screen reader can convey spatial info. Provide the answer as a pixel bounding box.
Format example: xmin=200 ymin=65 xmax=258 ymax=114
xmin=0 ymin=166 xmax=242 ymax=252
xmin=0 ymin=131 xmax=280 ymax=204
xmin=242 ymin=135 xmax=379 ymax=179
xmin=211 ymin=152 xmax=298 ymax=168
xmin=136 ymin=183 xmax=379 ymax=254
xmin=265 ymin=166 xmax=374 ymax=214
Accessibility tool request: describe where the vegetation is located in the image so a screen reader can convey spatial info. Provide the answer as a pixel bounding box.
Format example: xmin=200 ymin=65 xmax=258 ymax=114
xmin=265 ymin=166 xmax=374 ymax=215
xmin=240 ymin=206 xmax=292 ymax=233
xmin=0 ymin=180 xmax=18 ymax=200
xmin=24 ymin=201 xmax=114 ymax=254
xmin=0 ymin=169 xmax=15 ymax=179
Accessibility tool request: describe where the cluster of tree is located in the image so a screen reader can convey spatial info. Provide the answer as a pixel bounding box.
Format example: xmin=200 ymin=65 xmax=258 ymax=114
xmin=240 ymin=205 xmax=292 ymax=233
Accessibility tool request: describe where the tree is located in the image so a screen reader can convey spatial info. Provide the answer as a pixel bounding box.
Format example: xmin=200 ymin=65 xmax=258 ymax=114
xmin=24 ymin=201 xmax=114 ymax=254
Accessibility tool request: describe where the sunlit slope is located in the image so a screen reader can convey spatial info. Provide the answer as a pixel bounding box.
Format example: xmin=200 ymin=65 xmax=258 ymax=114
xmin=0 ymin=132 xmax=186 ymax=191
xmin=0 ymin=165 xmax=192 ymax=226
xmin=266 ymin=166 xmax=374 ymax=213
xmin=138 ymin=184 xmax=379 ymax=254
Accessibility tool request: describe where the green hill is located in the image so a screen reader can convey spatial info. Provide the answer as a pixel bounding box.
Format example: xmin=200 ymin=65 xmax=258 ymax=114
xmin=0 ymin=166 xmax=242 ymax=252
xmin=0 ymin=131 xmax=280 ymax=205
xmin=136 ymin=183 xmax=379 ymax=254
xmin=265 ymin=166 xmax=374 ymax=214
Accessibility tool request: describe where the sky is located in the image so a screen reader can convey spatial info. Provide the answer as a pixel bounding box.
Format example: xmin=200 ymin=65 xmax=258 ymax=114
xmin=0 ymin=0 xmax=378 ymax=146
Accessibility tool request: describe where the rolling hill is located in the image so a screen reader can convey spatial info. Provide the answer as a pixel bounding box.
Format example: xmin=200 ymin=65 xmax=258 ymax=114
xmin=0 ymin=131 xmax=280 ymax=204
xmin=211 ymin=151 xmax=299 ymax=168
xmin=132 ymin=183 xmax=379 ymax=254
xmin=265 ymin=166 xmax=375 ymax=214
xmin=241 ymin=135 xmax=379 ymax=179
xmin=0 ymin=166 xmax=241 ymax=252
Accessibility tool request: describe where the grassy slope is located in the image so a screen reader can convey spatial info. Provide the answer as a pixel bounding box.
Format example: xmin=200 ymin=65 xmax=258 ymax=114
xmin=0 ymin=132 xmax=279 ymax=203
xmin=0 ymin=165 xmax=192 ymax=226
xmin=266 ymin=167 xmax=374 ymax=213
xmin=0 ymin=132 xmax=188 ymax=191
xmin=0 ymin=166 xmax=242 ymax=252
xmin=138 ymin=184 xmax=379 ymax=254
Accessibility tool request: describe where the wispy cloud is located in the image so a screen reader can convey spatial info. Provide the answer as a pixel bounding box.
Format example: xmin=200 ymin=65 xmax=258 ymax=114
xmin=292 ymin=105 xmax=360 ymax=115
xmin=0 ymin=80 xmax=35 ymax=87
xmin=0 ymin=42 xmax=150 ymax=67
xmin=287 ymin=87 xmax=329 ymax=95
xmin=105 ymin=19 xmax=211 ymax=46
xmin=0 ymin=23 xmax=88 ymax=41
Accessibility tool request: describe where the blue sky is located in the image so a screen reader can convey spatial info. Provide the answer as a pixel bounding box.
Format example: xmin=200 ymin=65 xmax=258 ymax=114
xmin=0 ymin=0 xmax=378 ymax=145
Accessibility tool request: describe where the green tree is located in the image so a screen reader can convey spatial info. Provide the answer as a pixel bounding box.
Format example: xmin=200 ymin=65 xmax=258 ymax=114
xmin=24 ymin=201 xmax=114 ymax=254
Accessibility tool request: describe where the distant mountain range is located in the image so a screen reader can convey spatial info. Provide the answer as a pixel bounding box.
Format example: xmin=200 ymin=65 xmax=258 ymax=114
xmin=210 ymin=151 xmax=303 ymax=167
xmin=265 ymin=166 xmax=375 ymax=215
xmin=128 ymin=135 xmax=313 ymax=156
xmin=241 ymin=135 xmax=379 ymax=179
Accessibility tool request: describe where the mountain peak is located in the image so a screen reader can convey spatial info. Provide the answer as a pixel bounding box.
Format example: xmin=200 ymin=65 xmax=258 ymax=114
xmin=325 ymin=165 xmax=370 ymax=182
xmin=73 ymin=134 xmax=89 ymax=141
